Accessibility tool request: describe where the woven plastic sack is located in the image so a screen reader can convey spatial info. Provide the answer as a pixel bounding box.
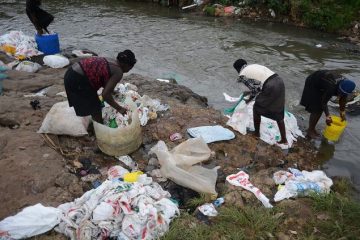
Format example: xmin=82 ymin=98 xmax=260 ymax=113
xmin=38 ymin=101 xmax=90 ymax=136
xmin=150 ymin=138 xmax=219 ymax=195
xmin=93 ymin=98 xmax=142 ymax=157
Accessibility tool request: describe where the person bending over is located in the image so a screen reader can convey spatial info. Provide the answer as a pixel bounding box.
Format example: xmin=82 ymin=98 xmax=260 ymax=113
xmin=300 ymin=70 xmax=356 ymax=139
xmin=64 ymin=50 xmax=137 ymax=123
xmin=233 ymin=59 xmax=288 ymax=146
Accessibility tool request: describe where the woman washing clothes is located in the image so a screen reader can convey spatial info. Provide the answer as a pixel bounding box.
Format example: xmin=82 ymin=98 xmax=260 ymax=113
xmin=64 ymin=50 xmax=137 ymax=124
xmin=233 ymin=59 xmax=288 ymax=148
xmin=300 ymin=70 xmax=356 ymax=139
xmin=26 ymin=0 xmax=54 ymax=35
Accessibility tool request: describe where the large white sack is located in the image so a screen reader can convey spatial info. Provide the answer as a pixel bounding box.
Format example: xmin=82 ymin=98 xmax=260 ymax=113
xmin=38 ymin=101 xmax=90 ymax=136
xmin=43 ymin=55 xmax=69 ymax=68
xmin=0 ymin=204 xmax=62 ymax=239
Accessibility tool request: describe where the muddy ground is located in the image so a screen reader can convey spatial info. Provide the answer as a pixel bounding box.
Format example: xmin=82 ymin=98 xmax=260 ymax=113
xmin=0 ymin=53 xmax=322 ymax=238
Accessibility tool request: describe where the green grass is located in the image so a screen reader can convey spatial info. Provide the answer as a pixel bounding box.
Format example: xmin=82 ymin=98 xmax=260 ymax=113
xmin=301 ymin=191 xmax=360 ymax=239
xmin=162 ymin=206 xmax=281 ymax=240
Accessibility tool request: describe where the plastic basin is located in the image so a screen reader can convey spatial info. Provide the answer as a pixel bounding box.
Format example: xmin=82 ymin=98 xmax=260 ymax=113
xmin=323 ymin=115 xmax=347 ymax=142
xmin=35 ymin=33 xmax=60 ymax=55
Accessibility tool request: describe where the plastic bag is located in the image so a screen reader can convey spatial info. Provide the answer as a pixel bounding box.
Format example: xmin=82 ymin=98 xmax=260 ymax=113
xmin=226 ymin=100 xmax=249 ymax=135
xmin=37 ymin=101 xmax=90 ymax=136
xmin=150 ymin=138 xmax=219 ymax=195
xmin=93 ymin=98 xmax=142 ymax=157
xmin=15 ymin=61 xmax=41 ymax=73
xmin=226 ymin=171 xmax=273 ymax=208
xmin=43 ymin=55 xmax=70 ymax=68
xmin=0 ymin=204 xmax=61 ymax=239
xmin=273 ymin=169 xmax=333 ymax=202
xmin=187 ymin=125 xmax=235 ymax=143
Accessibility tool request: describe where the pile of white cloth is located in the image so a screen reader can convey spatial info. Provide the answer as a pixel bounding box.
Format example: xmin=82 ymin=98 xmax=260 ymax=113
xmin=0 ymin=31 xmax=42 ymax=58
xmin=56 ymin=171 xmax=179 ymax=240
xmin=224 ymin=93 xmax=304 ymax=149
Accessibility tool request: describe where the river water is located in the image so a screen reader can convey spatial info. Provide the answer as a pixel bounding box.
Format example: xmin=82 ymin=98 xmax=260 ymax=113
xmin=1 ymin=0 xmax=360 ymax=190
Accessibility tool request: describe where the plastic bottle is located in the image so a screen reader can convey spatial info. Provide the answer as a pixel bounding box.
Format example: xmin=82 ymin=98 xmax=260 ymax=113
xmin=109 ymin=118 xmax=118 ymax=128
xmin=213 ymin=197 xmax=225 ymax=207
xmin=286 ymin=181 xmax=322 ymax=195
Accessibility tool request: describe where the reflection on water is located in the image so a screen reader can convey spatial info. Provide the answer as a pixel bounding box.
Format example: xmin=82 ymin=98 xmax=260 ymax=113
xmin=316 ymin=140 xmax=336 ymax=164
xmin=1 ymin=0 xmax=360 ymax=190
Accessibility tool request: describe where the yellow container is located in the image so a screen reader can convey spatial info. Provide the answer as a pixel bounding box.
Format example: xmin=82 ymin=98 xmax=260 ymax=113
xmin=323 ymin=115 xmax=347 ymax=142
xmin=123 ymin=171 xmax=143 ymax=183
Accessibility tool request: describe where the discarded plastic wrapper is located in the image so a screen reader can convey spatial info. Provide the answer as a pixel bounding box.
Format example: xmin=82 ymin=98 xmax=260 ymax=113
xmin=123 ymin=171 xmax=143 ymax=183
xmin=169 ymin=133 xmax=182 ymax=141
xmin=107 ymin=165 xmax=129 ymax=180
xmin=226 ymin=171 xmax=273 ymax=208
xmin=273 ymin=168 xmax=333 ymax=202
xmin=0 ymin=204 xmax=62 ymax=239
xmin=150 ymin=138 xmax=220 ymax=195
xmin=198 ymin=203 xmax=218 ymax=217
xmin=224 ymin=93 xmax=304 ymax=149
xmin=117 ymin=155 xmax=138 ymax=170
xmin=187 ymin=125 xmax=235 ymax=143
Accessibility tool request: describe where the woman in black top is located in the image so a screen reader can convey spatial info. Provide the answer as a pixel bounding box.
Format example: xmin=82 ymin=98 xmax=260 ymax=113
xmin=300 ymin=70 xmax=356 ymax=139
xmin=26 ymin=0 xmax=54 ymax=35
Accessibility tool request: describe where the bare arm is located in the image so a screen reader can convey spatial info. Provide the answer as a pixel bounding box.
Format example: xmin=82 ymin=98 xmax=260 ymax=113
xmin=102 ymin=69 xmax=127 ymax=115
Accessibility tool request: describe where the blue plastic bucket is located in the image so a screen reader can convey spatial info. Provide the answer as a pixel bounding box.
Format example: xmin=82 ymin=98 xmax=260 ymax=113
xmin=35 ymin=33 xmax=60 ymax=55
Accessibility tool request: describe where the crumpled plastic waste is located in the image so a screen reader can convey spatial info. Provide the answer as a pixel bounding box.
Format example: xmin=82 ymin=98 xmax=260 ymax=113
xmin=43 ymin=55 xmax=70 ymax=68
xmin=101 ymin=83 xmax=169 ymax=128
xmin=198 ymin=203 xmax=218 ymax=217
xmin=0 ymin=204 xmax=62 ymax=239
xmin=71 ymin=50 xmax=95 ymax=57
xmin=0 ymin=31 xmax=43 ymax=59
xmin=107 ymin=165 xmax=129 ymax=180
xmin=55 ymin=172 xmax=179 ymax=240
xmin=117 ymin=155 xmax=138 ymax=171
xmin=224 ymin=93 xmax=304 ymax=149
xmin=150 ymin=138 xmax=220 ymax=195
xmin=24 ymin=87 xmax=50 ymax=98
xmin=15 ymin=60 xmax=41 ymax=73
xmin=273 ymin=168 xmax=333 ymax=202
xmin=187 ymin=125 xmax=235 ymax=143
xmin=226 ymin=171 xmax=273 ymax=208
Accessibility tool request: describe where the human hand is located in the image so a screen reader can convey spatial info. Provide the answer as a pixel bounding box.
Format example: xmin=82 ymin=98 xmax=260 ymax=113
xmin=325 ymin=116 xmax=333 ymax=126
xmin=118 ymin=107 xmax=127 ymax=115
xmin=340 ymin=111 xmax=346 ymax=121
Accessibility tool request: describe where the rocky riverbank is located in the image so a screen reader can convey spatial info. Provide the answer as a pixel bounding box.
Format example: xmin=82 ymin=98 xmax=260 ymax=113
xmin=173 ymin=0 xmax=360 ymax=46
xmin=0 ymin=52 xmax=359 ymax=239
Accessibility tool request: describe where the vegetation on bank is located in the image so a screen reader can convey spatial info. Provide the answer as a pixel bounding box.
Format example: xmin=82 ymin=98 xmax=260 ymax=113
xmin=208 ymin=0 xmax=360 ymax=32
xmin=162 ymin=178 xmax=360 ymax=239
